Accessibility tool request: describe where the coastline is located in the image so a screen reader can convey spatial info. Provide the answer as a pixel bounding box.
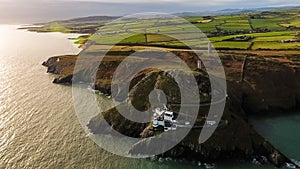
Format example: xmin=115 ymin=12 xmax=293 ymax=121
xmin=42 ymin=45 xmax=300 ymax=168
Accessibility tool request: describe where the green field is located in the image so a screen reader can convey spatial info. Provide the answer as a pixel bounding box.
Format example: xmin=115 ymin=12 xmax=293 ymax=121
xmin=251 ymin=18 xmax=286 ymax=31
xmin=210 ymin=31 xmax=297 ymax=41
xmin=29 ymin=22 xmax=71 ymax=33
xmin=281 ymin=19 xmax=300 ymax=28
xmin=213 ymin=42 xmax=252 ymax=49
xmin=32 ymin=8 xmax=300 ymax=50
xmin=253 ymin=36 xmax=296 ymax=41
xmin=252 ymin=41 xmax=300 ymax=50
xmin=195 ymin=23 xmax=218 ymax=32
xmin=91 ymin=29 xmax=299 ymax=50
xmin=151 ymin=40 xmax=208 ymax=48
xmin=219 ymin=23 xmax=252 ymax=31
xmin=147 ymin=34 xmax=176 ymax=42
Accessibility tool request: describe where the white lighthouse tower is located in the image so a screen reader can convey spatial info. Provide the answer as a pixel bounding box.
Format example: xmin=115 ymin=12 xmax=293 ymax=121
xmin=197 ymin=59 xmax=202 ymax=70
xmin=208 ymin=42 xmax=212 ymax=54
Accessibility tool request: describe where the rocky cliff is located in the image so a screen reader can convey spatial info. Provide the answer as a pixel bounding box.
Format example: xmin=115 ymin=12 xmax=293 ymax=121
xmin=43 ymin=49 xmax=300 ymax=167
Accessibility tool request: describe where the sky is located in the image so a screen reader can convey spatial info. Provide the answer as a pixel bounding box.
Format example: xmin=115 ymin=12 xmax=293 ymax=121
xmin=0 ymin=0 xmax=299 ymax=24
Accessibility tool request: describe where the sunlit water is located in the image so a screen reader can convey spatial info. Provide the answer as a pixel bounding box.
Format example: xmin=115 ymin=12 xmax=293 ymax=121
xmin=0 ymin=25 xmax=297 ymax=169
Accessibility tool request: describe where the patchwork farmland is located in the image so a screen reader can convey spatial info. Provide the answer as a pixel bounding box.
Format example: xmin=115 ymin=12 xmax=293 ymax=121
xmin=28 ymin=8 xmax=300 ymax=50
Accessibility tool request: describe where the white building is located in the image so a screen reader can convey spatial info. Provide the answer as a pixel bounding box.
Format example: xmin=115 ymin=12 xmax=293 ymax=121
xmin=164 ymin=111 xmax=174 ymax=121
xmin=152 ymin=107 xmax=176 ymax=131
xmin=206 ymin=121 xmax=217 ymax=126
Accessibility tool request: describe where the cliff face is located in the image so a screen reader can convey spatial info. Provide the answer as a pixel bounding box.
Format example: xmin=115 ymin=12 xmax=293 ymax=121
xmin=242 ymin=57 xmax=300 ymax=114
xmin=220 ymin=51 xmax=300 ymax=115
xmin=43 ymin=50 xmax=300 ymax=167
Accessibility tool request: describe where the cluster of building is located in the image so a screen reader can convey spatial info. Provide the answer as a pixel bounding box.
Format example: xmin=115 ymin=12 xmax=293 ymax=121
xmin=152 ymin=107 xmax=177 ymax=131
xmin=152 ymin=106 xmax=219 ymax=132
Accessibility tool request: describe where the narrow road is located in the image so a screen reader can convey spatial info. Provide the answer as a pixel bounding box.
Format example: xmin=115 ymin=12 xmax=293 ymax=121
xmin=170 ymin=94 xmax=228 ymax=108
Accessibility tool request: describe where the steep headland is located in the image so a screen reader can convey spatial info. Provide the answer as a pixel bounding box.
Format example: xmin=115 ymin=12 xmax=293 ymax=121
xmin=43 ymin=47 xmax=300 ymax=167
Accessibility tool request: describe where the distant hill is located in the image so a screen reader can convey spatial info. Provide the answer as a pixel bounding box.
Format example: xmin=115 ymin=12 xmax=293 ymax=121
xmin=27 ymin=5 xmax=299 ymax=35
xmin=35 ymin=16 xmax=119 ymax=25
xmin=64 ymin=16 xmax=119 ymax=23
xmin=36 ymin=5 xmax=300 ymax=24
xmin=176 ymin=5 xmax=300 ymax=16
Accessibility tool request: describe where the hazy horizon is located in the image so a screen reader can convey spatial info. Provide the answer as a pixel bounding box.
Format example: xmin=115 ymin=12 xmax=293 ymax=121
xmin=0 ymin=0 xmax=299 ymax=24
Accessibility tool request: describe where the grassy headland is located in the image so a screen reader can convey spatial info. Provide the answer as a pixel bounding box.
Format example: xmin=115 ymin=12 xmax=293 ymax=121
xmin=38 ymin=7 xmax=300 ymax=168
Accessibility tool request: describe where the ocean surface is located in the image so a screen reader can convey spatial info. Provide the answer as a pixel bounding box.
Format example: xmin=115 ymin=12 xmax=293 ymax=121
xmin=0 ymin=25 xmax=298 ymax=169
xmin=250 ymin=114 xmax=300 ymax=162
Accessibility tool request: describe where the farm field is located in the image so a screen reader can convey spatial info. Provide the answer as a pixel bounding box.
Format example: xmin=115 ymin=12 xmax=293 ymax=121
xmin=90 ymin=25 xmax=299 ymax=50
xmin=213 ymin=42 xmax=252 ymax=50
xmin=281 ymin=20 xmax=300 ymax=28
xmin=30 ymin=8 xmax=300 ymax=50
xmin=91 ymin=9 xmax=300 ymax=50
xmin=251 ymin=18 xmax=286 ymax=31
xmin=252 ymin=41 xmax=300 ymax=50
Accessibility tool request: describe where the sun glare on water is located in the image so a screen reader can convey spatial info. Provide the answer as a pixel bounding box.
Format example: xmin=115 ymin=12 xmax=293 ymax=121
xmin=0 ymin=25 xmax=23 ymax=57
